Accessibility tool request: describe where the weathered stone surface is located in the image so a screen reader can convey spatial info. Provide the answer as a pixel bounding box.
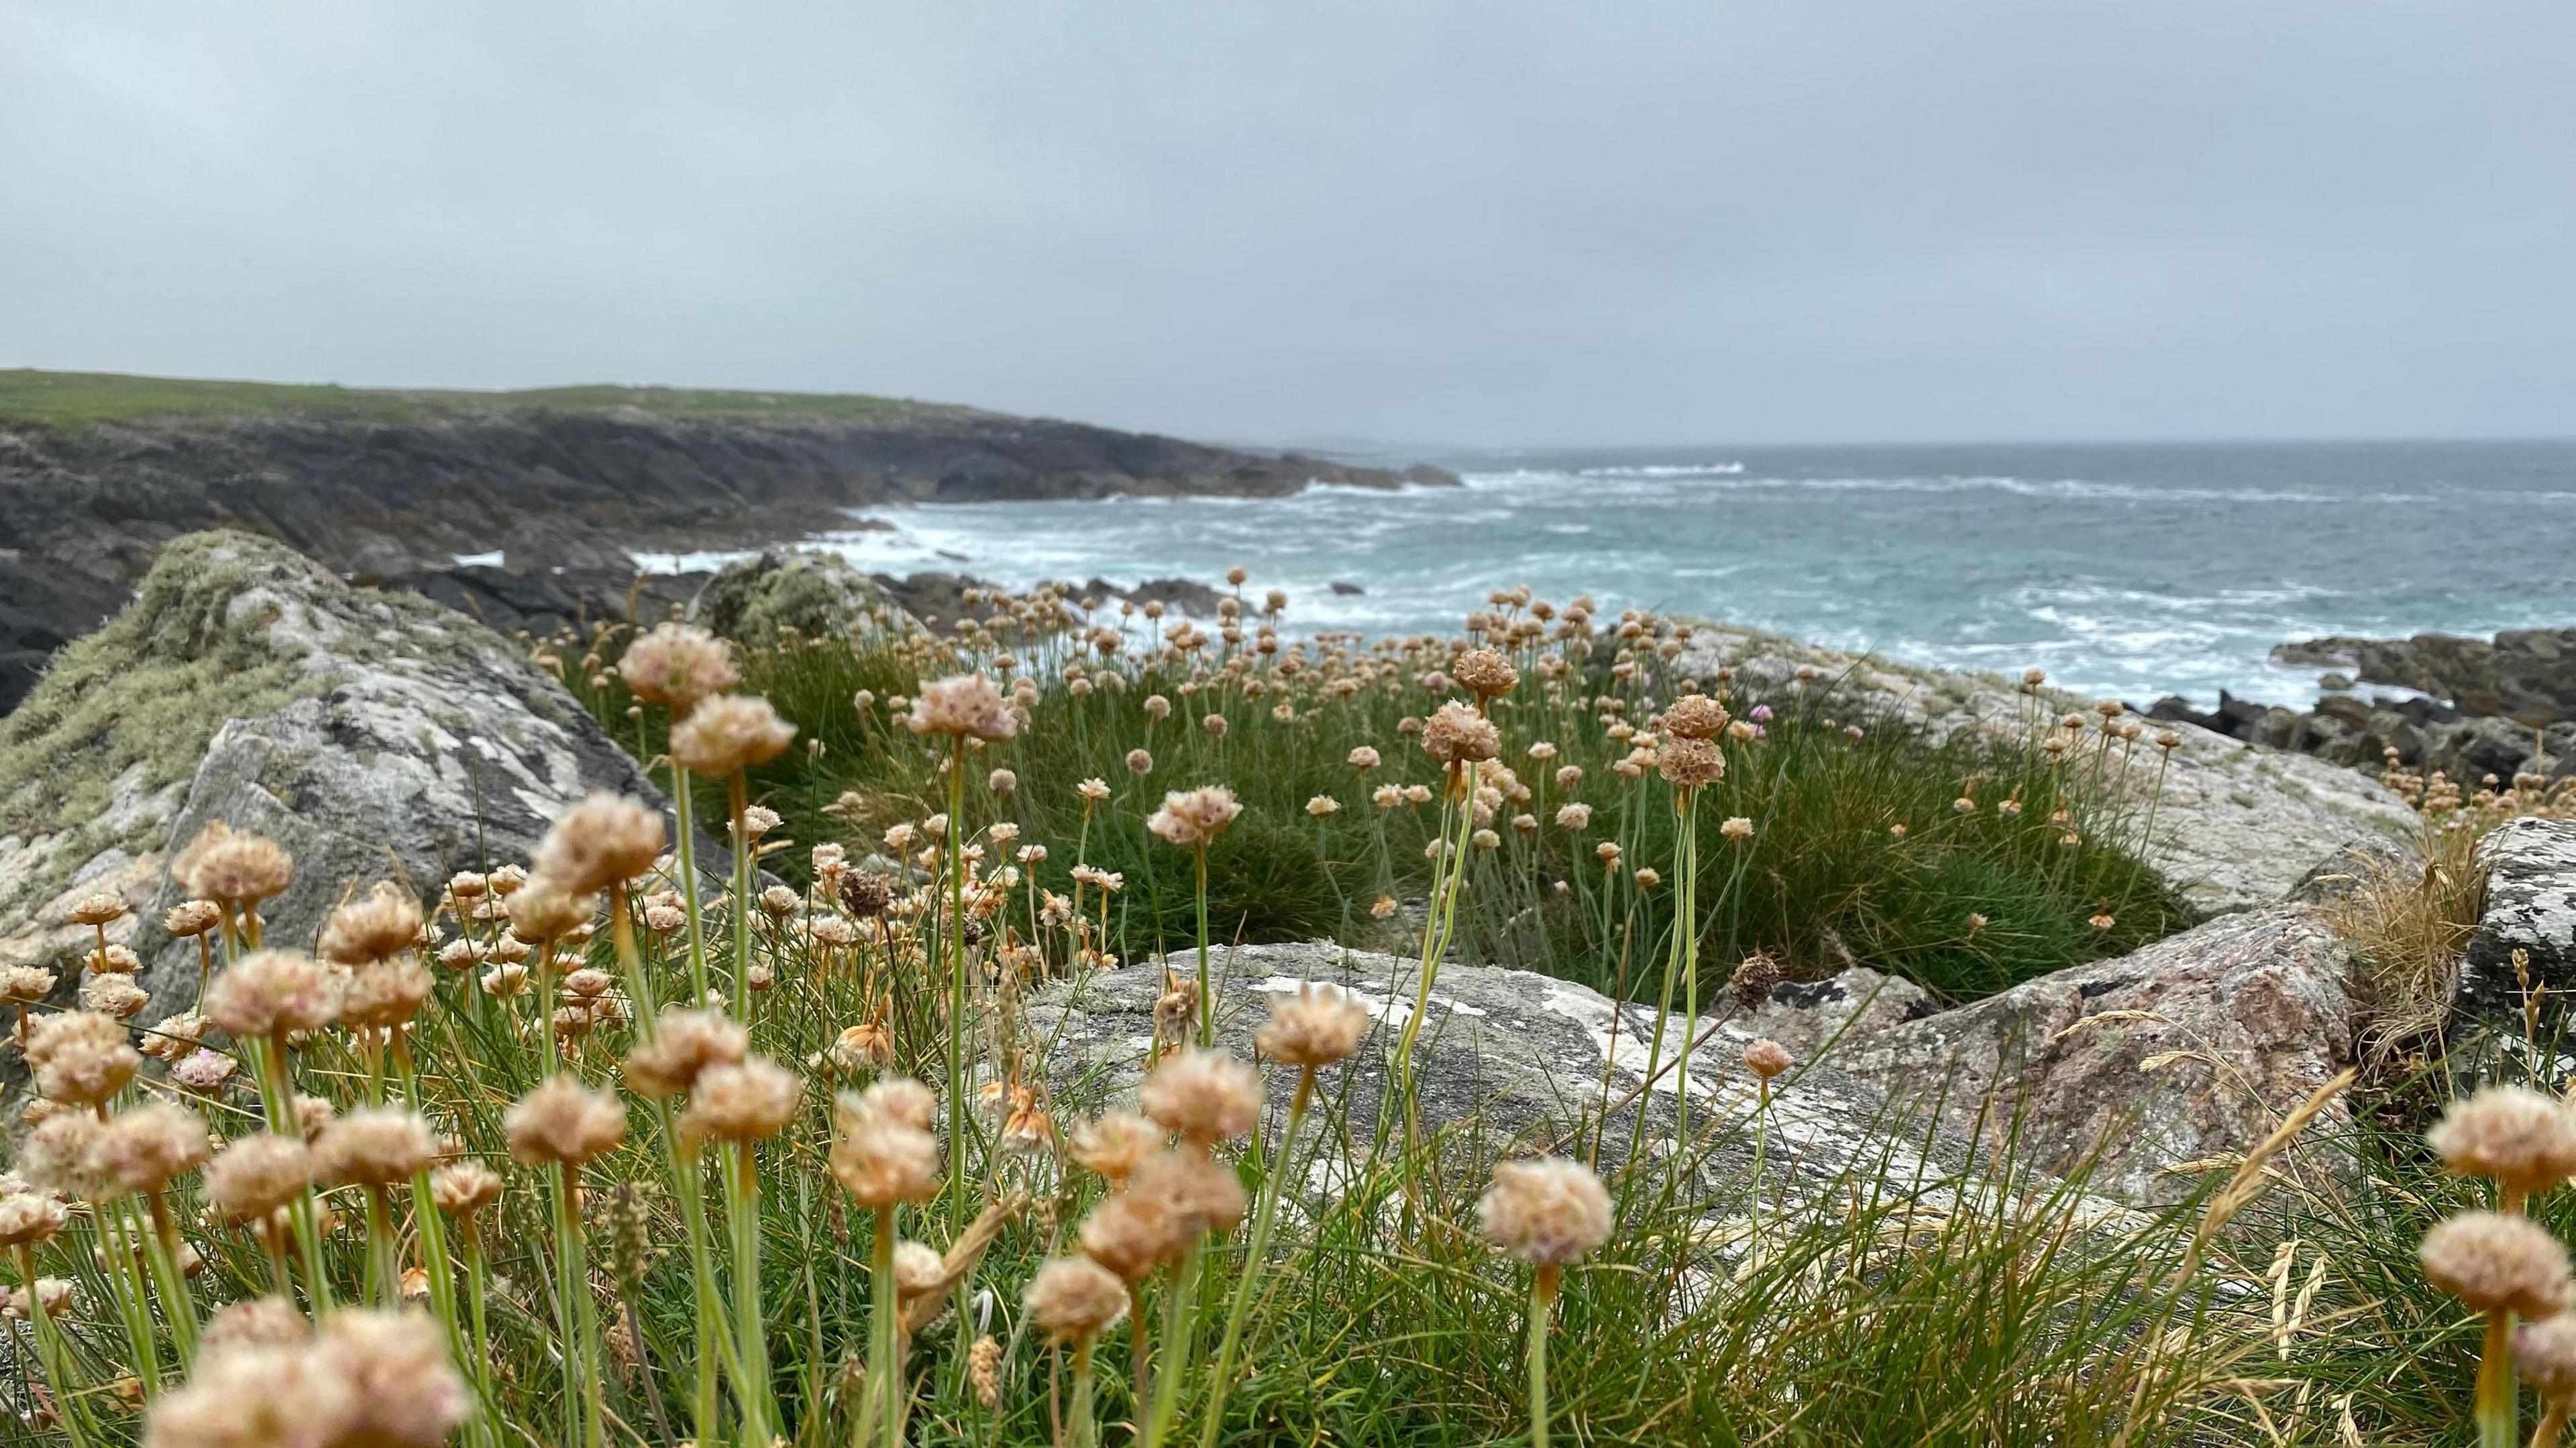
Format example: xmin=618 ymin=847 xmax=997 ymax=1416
xmin=2275 ymin=628 xmax=2576 ymax=724
xmin=0 ymin=530 xmax=682 ymax=1020
xmin=1819 ymin=903 xmax=2358 ymax=1205
xmin=1676 ymin=624 xmax=2416 ymax=915
xmin=690 ymin=547 xmax=918 ymax=645
xmin=1736 ymin=966 xmax=1938 ymax=1060
xmin=1032 ymin=942 xmax=1980 ymax=1205
xmin=2461 ymin=818 xmax=2576 ymax=1009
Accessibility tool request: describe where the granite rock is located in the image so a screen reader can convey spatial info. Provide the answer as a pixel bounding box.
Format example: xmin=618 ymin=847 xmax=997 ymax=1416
xmin=2461 ymin=818 xmax=2576 ymax=1010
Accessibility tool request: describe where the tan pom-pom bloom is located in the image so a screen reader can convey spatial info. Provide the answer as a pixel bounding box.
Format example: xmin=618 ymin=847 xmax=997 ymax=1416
xmin=2519 ymin=1312 xmax=2576 ymax=1398
xmin=904 ymin=673 xmax=1020 ymax=740
xmin=532 ymin=791 xmax=669 ymax=896
xmin=1071 ymin=1111 xmax=1165 ymax=1184
xmin=678 ymin=1056 xmax=804 ymax=1144
xmin=1421 ymin=701 xmax=1501 ymax=767
xmin=172 ymin=820 xmax=295 ymax=904
xmin=199 ymin=1294 xmax=311 ymax=1355
xmin=319 ymin=882 xmax=424 ymax=965
xmin=860 ymin=1076 xmax=938 ymax=1131
xmin=164 ymin=899 xmax=223 ymax=938
xmin=892 ymin=1240 xmax=947 ymax=1300
xmin=669 ymin=693 xmax=798 ymax=775
xmin=504 ymin=882 xmax=596 ymax=943
xmin=142 ymin=1339 xmax=358 ymax=1448
xmin=203 ymin=1132 xmax=316 ymax=1224
xmin=322 ymin=1306 xmax=476 ymax=1448
xmin=312 ymin=1107 xmax=439 ymax=1187
xmin=97 ymin=1101 xmax=213 ymax=1195
xmin=1024 ymin=1256 xmax=1131 ymax=1342
xmin=1077 ymin=1186 xmax=1185 ymax=1284
xmin=339 ymin=960 xmax=435 ymax=1032
xmin=623 ymin=1007 xmax=751 ymax=1099
xmin=504 ymin=1074 xmax=628 ymax=1167
xmin=429 ymin=1160 xmax=505 ymax=1218
xmin=204 ymin=950 xmax=343 ymax=1038
xmin=1128 ymin=1146 xmax=1246 ymax=1237
xmin=1148 ymin=785 xmax=1242 ymax=848
xmin=1719 ymin=816 xmax=1755 ymax=842
xmin=1744 ymin=1038 xmax=1794 ymax=1082
xmin=0 ymin=1180 xmax=70 ymax=1248
xmin=1255 ymin=983 xmax=1371 ymax=1068
xmin=1348 ymin=745 xmax=1382 ymax=771
xmin=23 ymin=1009 xmax=140 ymax=1106
xmin=1657 ymin=735 xmax=1725 ymax=790
xmin=617 ymin=622 xmax=739 ymax=710
xmin=1453 ymin=648 xmax=1519 ymax=699
xmin=1478 ymin=1157 xmax=1613 ymax=1266
xmin=80 ymin=974 xmax=150 ymax=1020
xmin=2421 ymin=1210 xmax=2573 ymax=1318
xmin=68 ymin=892 xmax=128 ymax=928
xmin=1139 ymin=1048 xmax=1263 ymax=1147
xmin=1661 ymin=694 xmax=1730 ymax=740
xmin=829 ymin=1091 xmax=941 ymax=1207
xmin=21 ymin=1113 xmax=109 ymax=1200
xmin=2427 ymin=1086 xmax=2576 ymax=1197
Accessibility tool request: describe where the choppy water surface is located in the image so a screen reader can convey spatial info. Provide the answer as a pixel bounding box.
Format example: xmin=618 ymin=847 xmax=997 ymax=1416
xmin=650 ymin=439 xmax=2576 ymax=710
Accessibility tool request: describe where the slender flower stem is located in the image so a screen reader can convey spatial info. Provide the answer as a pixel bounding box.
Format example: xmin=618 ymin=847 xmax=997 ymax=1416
xmin=141 ymin=1191 xmax=199 ymax=1369
xmin=867 ymin=1205 xmax=902 ymax=1448
xmin=730 ymin=770 xmax=755 ymax=1021
xmin=1199 ymin=1071 xmax=1314 ymax=1448
xmin=1193 ymin=846 xmax=1213 ymax=1047
xmin=2537 ymin=1397 xmax=2572 ymax=1448
xmin=1070 ymin=1337 xmax=1101 ymax=1448
xmin=1670 ymin=790 xmax=1701 ymax=1147
xmin=1528 ymin=1263 xmax=1561 ymax=1448
xmin=1139 ymin=1240 xmax=1205 ymax=1448
xmin=672 ymin=762 xmax=713 ymax=1003
xmin=947 ymin=739 xmax=973 ymax=1219
xmin=551 ymin=1160 xmax=606 ymax=1448
xmin=15 ymin=1243 xmax=94 ymax=1448
xmin=727 ymin=1142 xmax=778 ymax=1445
xmin=2477 ymin=1309 xmax=2518 ymax=1448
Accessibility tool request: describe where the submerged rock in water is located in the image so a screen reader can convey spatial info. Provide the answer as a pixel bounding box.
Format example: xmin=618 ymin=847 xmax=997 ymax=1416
xmin=0 ymin=529 xmax=684 ymax=1017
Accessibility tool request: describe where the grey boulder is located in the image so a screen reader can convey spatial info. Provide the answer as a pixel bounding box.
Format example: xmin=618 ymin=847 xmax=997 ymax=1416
xmin=2461 ymin=818 xmax=2576 ymax=1010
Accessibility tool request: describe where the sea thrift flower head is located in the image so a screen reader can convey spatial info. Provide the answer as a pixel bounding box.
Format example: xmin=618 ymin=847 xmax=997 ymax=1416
xmin=1478 ymin=1157 xmax=1613 ymax=1265
xmin=2421 ymin=1210 xmax=2573 ymax=1318
xmin=80 ymin=974 xmax=150 ymax=1019
xmin=24 ymin=1009 xmax=140 ymax=1105
xmin=173 ymin=1048 xmax=239 ymax=1092
xmin=904 ymin=673 xmax=1020 ymax=740
xmin=0 ymin=1180 xmax=69 ymax=1247
xmin=670 ymin=693 xmax=798 ymax=774
xmin=142 ymin=1337 xmax=358 ymax=1448
xmin=1073 ymin=1111 xmax=1165 ymax=1183
xmin=324 ymin=1306 xmax=476 ymax=1448
xmin=1078 ymin=777 xmax=1113 ymax=803
xmin=23 ymin=1113 xmax=109 ymax=1200
xmin=173 ymin=821 xmax=294 ymax=903
xmin=1657 ymin=735 xmax=1725 ymax=790
xmin=1140 ymin=1048 xmax=1263 ymax=1146
xmin=204 ymin=1133 xmax=315 ymax=1224
xmin=1744 ymin=1038 xmax=1794 ymax=1081
xmin=1126 ymin=748 xmax=1155 ymax=775
xmin=164 ymin=899 xmax=223 ymax=937
xmin=429 ymin=1160 xmax=504 ymax=1217
xmin=1024 ymin=1256 xmax=1130 ymax=1342
xmin=1255 ymin=983 xmax=1371 ymax=1068
xmin=2427 ymin=1086 xmax=2576 ymax=1196
xmin=838 ymin=871 xmax=893 ymax=917
xmin=0 ymin=965 xmax=56 ymax=1003
xmin=1079 ymin=1189 xmax=1183 ymax=1283
xmin=861 ymin=1076 xmax=938 ymax=1131
xmin=1555 ymin=802 xmax=1593 ymax=830
xmin=504 ymin=882 xmax=595 ymax=942
xmin=679 ymin=1056 xmax=804 ymax=1144
xmin=531 ymin=792 xmax=667 ymax=896
xmin=68 ymin=891 xmax=127 ymax=927
xmin=1130 ymin=1146 xmax=1247 ymax=1237
xmin=313 ymin=1107 xmax=439 ymax=1187
xmin=1633 ymin=867 xmax=1661 ymax=889
xmin=200 ymin=1295 xmax=311 ymax=1355
xmin=1730 ymin=952 xmax=1783 ymax=1007
xmin=205 ymin=950 xmax=343 ymax=1038
xmin=1454 ymin=648 xmax=1519 ymax=699
xmin=97 ymin=1100 xmax=213 ymax=1194
xmin=339 ymin=959 xmax=435 ymax=1031
xmin=828 ymin=1021 xmax=892 ymax=1072
xmin=1421 ymin=701 xmax=1501 ymax=767
xmin=830 ymin=1087 xmax=941 ymax=1205
xmin=2520 ymin=1313 xmax=2576 ymax=1398
xmin=618 ymin=622 xmax=738 ymax=711
xmin=1720 ymin=816 xmax=1756 ymax=842
xmin=504 ymin=1074 xmax=627 ymax=1166
xmin=319 ymin=882 xmax=424 ymax=965
xmin=1305 ymin=794 xmax=1340 ymax=818
xmin=1662 ymin=693 xmax=1729 ymax=740
xmin=1148 ymin=785 xmax=1242 ymax=848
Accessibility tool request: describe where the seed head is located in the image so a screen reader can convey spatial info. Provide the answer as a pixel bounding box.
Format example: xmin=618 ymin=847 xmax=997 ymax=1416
xmin=2521 ymin=1313 xmax=2576 ymax=1398
xmin=429 ymin=1160 xmax=504 ymax=1217
xmin=861 ymin=1076 xmax=938 ymax=1130
xmin=830 ymin=1086 xmax=941 ymax=1206
xmin=838 ymin=871 xmax=893 ymax=917
xmin=204 ymin=1133 xmax=315 ymax=1224
xmin=670 ymin=694 xmax=798 ymax=774
xmin=904 ymin=673 xmax=1020 ymax=740
xmin=504 ymin=1075 xmax=627 ymax=1166
xmin=1662 ymin=694 xmax=1729 ymax=740
xmin=1656 ymin=735 xmax=1725 ymax=790
xmin=1024 ymin=1256 xmax=1130 ymax=1342
xmin=679 ymin=1056 xmax=804 ymax=1144
xmin=1477 ymin=1157 xmax=1613 ymax=1265
xmin=1130 ymin=1146 xmax=1247 ymax=1236
xmin=1071 ymin=1111 xmax=1165 ymax=1183
xmin=142 ymin=1337 xmax=357 ymax=1448
xmin=24 ymin=1010 xmax=140 ymax=1105
xmin=0 ymin=1180 xmax=69 ymax=1248
xmin=164 ymin=899 xmax=223 ymax=937
xmin=201 ymin=1295 xmax=311 ymax=1355
xmin=1421 ymin=702 xmax=1500 ymax=766
xmin=2421 ymin=1211 xmax=2572 ymax=1317
xmin=323 ymin=1306 xmax=476 ymax=1448
xmin=80 ymin=974 xmax=150 ymax=1020
xmin=1729 ymin=953 xmax=1783 ymax=1008
xmin=97 ymin=1101 xmax=213 ymax=1194
xmin=1256 ymin=983 xmax=1371 ymax=1068
xmin=1719 ymin=816 xmax=1755 ymax=842
xmin=619 ymin=622 xmax=739 ymax=710
xmin=317 ymin=883 xmax=423 ymax=966
xmin=504 ymin=882 xmax=596 ymax=942
xmin=1148 ymin=786 xmax=1242 ymax=848
xmin=531 ymin=792 xmax=668 ymax=896
xmin=312 ymin=1107 xmax=439 ymax=1187
xmin=1140 ymin=1048 xmax=1263 ymax=1146
xmin=0 ymin=965 xmax=56 ymax=1004
xmin=68 ymin=893 xmax=128 ymax=927
xmin=1454 ymin=649 xmax=1519 ymax=699
xmin=1744 ymin=1038 xmax=1794 ymax=1081
xmin=338 ymin=960 xmax=434 ymax=1032
xmin=172 ymin=822 xmax=294 ymax=904
xmin=2427 ymin=1087 xmax=2576 ymax=1196
xmin=205 ymin=950 xmax=343 ymax=1038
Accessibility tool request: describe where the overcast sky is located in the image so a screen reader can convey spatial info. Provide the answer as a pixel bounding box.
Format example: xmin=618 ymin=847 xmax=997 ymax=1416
xmin=3 ymin=3 xmax=2569 ymax=447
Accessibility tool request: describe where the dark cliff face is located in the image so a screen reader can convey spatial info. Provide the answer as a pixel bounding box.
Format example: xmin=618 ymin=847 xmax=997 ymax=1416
xmin=0 ymin=407 xmax=1454 ymax=711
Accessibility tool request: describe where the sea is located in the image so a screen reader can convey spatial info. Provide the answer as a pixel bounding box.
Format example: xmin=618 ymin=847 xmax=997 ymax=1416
xmin=636 ymin=439 xmax=2576 ymax=712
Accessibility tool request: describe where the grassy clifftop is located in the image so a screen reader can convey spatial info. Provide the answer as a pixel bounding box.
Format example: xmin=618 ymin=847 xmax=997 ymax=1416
xmin=0 ymin=367 xmax=967 ymax=430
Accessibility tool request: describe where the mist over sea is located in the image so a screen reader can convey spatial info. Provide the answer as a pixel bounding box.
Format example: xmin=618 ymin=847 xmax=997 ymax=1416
xmin=653 ymin=439 xmax=2576 ymax=711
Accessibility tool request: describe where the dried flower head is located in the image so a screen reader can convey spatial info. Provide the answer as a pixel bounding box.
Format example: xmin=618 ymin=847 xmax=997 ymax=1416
xmin=504 ymin=882 xmax=596 ymax=942
xmin=830 ymin=1086 xmax=941 ymax=1206
xmin=1421 ymin=700 xmax=1501 ymax=767
xmin=1657 ymin=735 xmax=1725 ymax=790
xmin=531 ymin=792 xmax=669 ymax=896
xmin=164 ymin=899 xmax=223 ymax=938
xmin=2421 ymin=1210 xmax=2573 ymax=1317
xmin=861 ymin=1076 xmax=938 ymax=1131
xmin=173 ymin=821 xmax=295 ymax=903
xmin=2427 ymin=1086 xmax=2576 ymax=1196
xmin=0 ymin=964 xmax=56 ymax=1004
xmin=1743 ymin=1038 xmax=1794 ymax=1081
xmin=1126 ymin=747 xmax=1155 ymax=775
xmin=142 ymin=1337 xmax=358 ymax=1448
xmin=1024 ymin=1256 xmax=1130 ymax=1342
xmin=339 ymin=960 xmax=435 ymax=1032
xmin=68 ymin=892 xmax=128 ymax=927
xmin=21 ymin=1114 xmax=109 ymax=1200
xmin=904 ymin=673 xmax=1020 ymax=740
xmin=679 ymin=1056 xmax=804 ymax=1144
xmin=1148 ymin=786 xmax=1242 ymax=848
xmin=24 ymin=1009 xmax=140 ymax=1105
xmin=1729 ymin=953 xmax=1783 ymax=1007
xmin=1454 ymin=649 xmax=1519 ymax=698
xmin=429 ymin=1160 xmax=504 ymax=1217
xmin=80 ymin=974 xmax=150 ymax=1019
xmin=1076 ymin=1189 xmax=1178 ymax=1283
xmin=1256 ymin=983 xmax=1371 ymax=1068
xmin=1128 ymin=1146 xmax=1246 ymax=1237
xmin=318 ymin=883 xmax=424 ymax=966
xmin=1071 ymin=1111 xmax=1165 ymax=1183
xmin=313 ymin=1107 xmax=439 ymax=1187
xmin=323 ymin=1306 xmax=476 ymax=1448
xmin=1662 ymin=694 xmax=1729 ymax=740
xmin=504 ymin=1075 xmax=627 ymax=1166
xmin=0 ymin=1180 xmax=70 ymax=1247
xmin=204 ymin=950 xmax=342 ymax=1038
xmin=1140 ymin=1048 xmax=1263 ymax=1146
xmin=2522 ymin=1313 xmax=2576 ymax=1398
xmin=619 ymin=622 xmax=739 ymax=710
xmin=838 ymin=871 xmax=893 ymax=918
xmin=97 ymin=1101 xmax=213 ymax=1194
xmin=201 ymin=1295 xmax=311 ymax=1355
xmin=1478 ymin=1157 xmax=1613 ymax=1265
xmin=204 ymin=1132 xmax=315 ymax=1224
xmin=669 ymin=693 xmax=798 ymax=775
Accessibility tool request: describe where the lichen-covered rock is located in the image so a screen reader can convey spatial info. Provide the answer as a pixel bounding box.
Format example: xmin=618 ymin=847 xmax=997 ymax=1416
xmin=1736 ymin=966 xmax=1939 ymax=1060
xmin=1031 ymin=942 xmax=1981 ymax=1205
xmin=690 ymin=548 xmax=917 ymax=645
xmin=1676 ymin=623 xmax=2416 ymax=915
xmin=1819 ymin=903 xmax=2358 ymax=1205
xmin=2461 ymin=818 xmax=2576 ymax=1009
xmin=0 ymin=529 xmax=679 ymax=1016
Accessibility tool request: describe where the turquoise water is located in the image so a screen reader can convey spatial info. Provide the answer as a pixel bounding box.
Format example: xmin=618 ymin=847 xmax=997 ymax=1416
xmin=681 ymin=439 xmax=2576 ymax=710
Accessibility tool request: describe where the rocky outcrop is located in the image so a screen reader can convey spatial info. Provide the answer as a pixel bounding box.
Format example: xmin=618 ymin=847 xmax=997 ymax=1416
xmin=2461 ymin=818 xmax=2576 ymax=1010
xmin=0 ymin=530 xmax=683 ymax=1017
xmin=1032 ymin=942 xmax=1981 ymax=1201
xmin=2149 ymin=687 xmax=2573 ymax=787
xmin=0 ymin=385 xmax=1456 ymax=711
xmin=1675 ymin=623 xmax=2417 ymax=916
xmin=2275 ymin=628 xmax=2576 ymax=724
xmin=1819 ymin=903 xmax=2359 ymax=1205
xmin=689 ymin=549 xmax=918 ymax=645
